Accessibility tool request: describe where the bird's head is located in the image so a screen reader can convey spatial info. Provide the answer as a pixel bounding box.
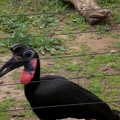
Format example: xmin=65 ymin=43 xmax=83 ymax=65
xmin=0 ymin=43 xmax=39 ymax=85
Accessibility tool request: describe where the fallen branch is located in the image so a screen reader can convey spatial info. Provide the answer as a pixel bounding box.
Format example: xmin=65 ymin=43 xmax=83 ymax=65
xmin=64 ymin=0 xmax=111 ymax=24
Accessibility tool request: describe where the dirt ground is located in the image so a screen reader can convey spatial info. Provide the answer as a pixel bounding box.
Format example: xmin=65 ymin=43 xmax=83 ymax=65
xmin=0 ymin=31 xmax=120 ymax=120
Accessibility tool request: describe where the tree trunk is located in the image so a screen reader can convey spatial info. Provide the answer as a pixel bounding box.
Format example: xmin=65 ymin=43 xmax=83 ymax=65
xmin=64 ymin=0 xmax=111 ymax=24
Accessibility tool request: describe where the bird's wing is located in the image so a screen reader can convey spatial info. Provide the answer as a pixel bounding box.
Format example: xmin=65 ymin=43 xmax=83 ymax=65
xmin=32 ymin=75 xmax=114 ymax=119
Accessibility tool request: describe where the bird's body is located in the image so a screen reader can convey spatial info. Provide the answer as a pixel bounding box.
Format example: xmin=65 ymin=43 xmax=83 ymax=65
xmin=0 ymin=44 xmax=119 ymax=120
xmin=24 ymin=75 xmax=114 ymax=120
xmin=25 ymin=75 xmax=114 ymax=120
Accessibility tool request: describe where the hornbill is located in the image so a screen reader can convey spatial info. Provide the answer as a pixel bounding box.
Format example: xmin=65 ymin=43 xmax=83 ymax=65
xmin=0 ymin=43 xmax=120 ymax=120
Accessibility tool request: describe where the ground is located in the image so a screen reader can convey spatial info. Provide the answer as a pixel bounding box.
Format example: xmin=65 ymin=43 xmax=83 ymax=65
xmin=0 ymin=1 xmax=120 ymax=119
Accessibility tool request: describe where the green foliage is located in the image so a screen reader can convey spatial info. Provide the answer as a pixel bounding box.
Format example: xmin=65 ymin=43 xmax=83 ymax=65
xmin=0 ymin=99 xmax=13 ymax=110
xmin=0 ymin=3 xmax=120 ymax=120
xmin=114 ymin=41 xmax=120 ymax=50
xmin=112 ymin=9 xmax=120 ymax=23
xmin=95 ymin=23 xmax=109 ymax=34
xmin=99 ymin=0 xmax=120 ymax=6
xmin=40 ymin=0 xmax=71 ymax=12
xmin=68 ymin=34 xmax=75 ymax=41
xmin=12 ymin=71 xmax=20 ymax=80
xmin=21 ymin=100 xmax=30 ymax=108
xmin=99 ymin=0 xmax=120 ymax=24
xmin=65 ymin=13 xmax=89 ymax=31
xmin=80 ymin=44 xmax=91 ymax=54
xmin=0 ymin=11 xmax=66 ymax=55
xmin=2 ymin=32 xmax=65 ymax=55
xmin=88 ymin=79 xmax=104 ymax=94
xmin=0 ymin=99 xmax=16 ymax=120
xmin=0 ymin=42 xmax=8 ymax=52
xmin=16 ymin=84 xmax=24 ymax=90
xmin=78 ymin=53 xmax=120 ymax=78
xmin=0 ymin=15 xmax=33 ymax=32
xmin=65 ymin=63 xmax=80 ymax=72
xmin=34 ymin=36 xmax=66 ymax=55
xmin=32 ymin=15 xmax=57 ymax=29
xmin=110 ymin=33 xmax=119 ymax=39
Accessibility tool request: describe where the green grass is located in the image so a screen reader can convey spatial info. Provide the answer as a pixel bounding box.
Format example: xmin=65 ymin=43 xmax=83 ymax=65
xmin=95 ymin=23 xmax=109 ymax=34
xmin=110 ymin=33 xmax=119 ymax=39
xmin=0 ymin=0 xmax=120 ymax=119
xmin=0 ymin=0 xmax=120 ymax=54
xmin=12 ymin=71 xmax=20 ymax=80
xmin=114 ymin=41 xmax=120 ymax=50
xmin=100 ymin=0 xmax=120 ymax=7
xmin=0 ymin=98 xmax=17 ymax=120
xmin=99 ymin=0 xmax=120 ymax=24
xmin=16 ymin=84 xmax=24 ymax=90
xmin=0 ymin=1 xmax=118 ymax=53
xmin=65 ymin=12 xmax=89 ymax=31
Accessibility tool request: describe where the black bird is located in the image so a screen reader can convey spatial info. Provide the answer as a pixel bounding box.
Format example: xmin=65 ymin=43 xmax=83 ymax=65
xmin=0 ymin=44 xmax=120 ymax=120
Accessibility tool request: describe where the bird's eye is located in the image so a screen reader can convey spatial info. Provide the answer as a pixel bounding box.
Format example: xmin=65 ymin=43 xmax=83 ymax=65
xmin=23 ymin=50 xmax=35 ymax=59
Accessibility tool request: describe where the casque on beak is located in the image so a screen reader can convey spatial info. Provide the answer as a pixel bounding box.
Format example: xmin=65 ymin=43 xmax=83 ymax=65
xmin=0 ymin=56 xmax=25 ymax=78
xmin=0 ymin=43 xmax=27 ymax=78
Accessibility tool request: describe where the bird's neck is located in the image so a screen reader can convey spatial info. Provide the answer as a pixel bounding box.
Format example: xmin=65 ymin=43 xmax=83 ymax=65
xmin=31 ymin=59 xmax=40 ymax=82
xmin=24 ymin=59 xmax=40 ymax=87
xmin=24 ymin=59 xmax=40 ymax=96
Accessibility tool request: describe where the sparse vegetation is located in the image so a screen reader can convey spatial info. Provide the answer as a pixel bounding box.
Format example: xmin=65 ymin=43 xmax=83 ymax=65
xmin=0 ymin=0 xmax=120 ymax=120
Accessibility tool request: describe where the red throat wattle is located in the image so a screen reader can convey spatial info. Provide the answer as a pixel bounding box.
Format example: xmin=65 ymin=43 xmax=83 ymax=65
xmin=20 ymin=58 xmax=37 ymax=85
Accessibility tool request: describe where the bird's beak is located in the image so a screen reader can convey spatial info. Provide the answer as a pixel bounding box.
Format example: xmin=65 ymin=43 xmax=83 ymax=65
xmin=0 ymin=56 xmax=25 ymax=78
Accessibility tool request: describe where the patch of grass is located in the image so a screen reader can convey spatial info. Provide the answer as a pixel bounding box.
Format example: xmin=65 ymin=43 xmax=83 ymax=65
xmin=0 ymin=0 xmax=119 ymax=55
xmin=75 ymin=52 xmax=120 ymax=109
xmin=65 ymin=44 xmax=91 ymax=55
xmin=21 ymin=100 xmax=30 ymax=108
xmin=99 ymin=0 xmax=120 ymax=23
xmin=82 ymin=51 xmax=120 ymax=106
xmin=0 ymin=1 xmax=14 ymax=14
xmin=101 ymin=76 xmax=120 ymax=109
xmin=110 ymin=33 xmax=119 ymax=39
xmin=80 ymin=53 xmax=119 ymax=76
xmin=110 ymin=54 xmax=120 ymax=71
xmin=0 ymin=40 xmax=9 ymax=52
xmin=0 ymin=2 xmax=120 ymax=119
xmin=24 ymin=110 xmax=36 ymax=119
xmin=65 ymin=63 xmax=80 ymax=72
xmin=87 ymin=78 xmax=104 ymax=95
xmin=112 ymin=9 xmax=120 ymax=24
xmin=12 ymin=71 xmax=20 ymax=80
xmin=41 ymin=66 xmax=57 ymax=74
xmin=52 ymin=58 xmax=74 ymax=75
xmin=80 ymin=44 xmax=91 ymax=54
xmin=114 ymin=41 xmax=120 ymax=50
xmin=0 ymin=2 xmax=67 ymax=55
xmin=68 ymin=34 xmax=75 ymax=41
xmin=51 ymin=51 xmax=65 ymax=56
xmin=33 ymin=15 xmax=57 ymax=29
xmin=0 ymin=98 xmax=17 ymax=120
xmin=0 ymin=13 xmax=33 ymax=32
xmin=95 ymin=23 xmax=109 ymax=34
xmin=66 ymin=48 xmax=80 ymax=55
xmin=100 ymin=0 xmax=120 ymax=7
xmin=1 ymin=33 xmax=66 ymax=55
xmin=16 ymin=84 xmax=24 ymax=90
xmin=35 ymin=37 xmax=66 ymax=55
xmin=14 ymin=100 xmax=36 ymax=119
xmin=40 ymin=0 xmax=71 ymax=12
xmin=65 ymin=13 xmax=89 ymax=31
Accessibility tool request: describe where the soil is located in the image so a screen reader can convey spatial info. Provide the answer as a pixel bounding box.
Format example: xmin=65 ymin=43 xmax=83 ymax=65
xmin=0 ymin=30 xmax=120 ymax=120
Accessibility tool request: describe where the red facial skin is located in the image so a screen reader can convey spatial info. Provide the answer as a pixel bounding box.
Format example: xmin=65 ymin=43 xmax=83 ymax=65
xmin=20 ymin=58 xmax=37 ymax=85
